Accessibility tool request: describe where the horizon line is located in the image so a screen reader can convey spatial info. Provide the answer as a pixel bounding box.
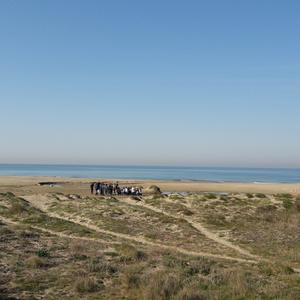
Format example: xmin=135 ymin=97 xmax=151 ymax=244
xmin=0 ymin=162 xmax=300 ymax=170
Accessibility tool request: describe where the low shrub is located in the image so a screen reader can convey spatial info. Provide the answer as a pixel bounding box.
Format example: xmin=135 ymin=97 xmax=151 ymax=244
xmin=26 ymin=256 xmax=47 ymax=268
xmin=204 ymin=193 xmax=217 ymax=199
xmin=123 ymin=268 xmax=141 ymax=289
xmin=282 ymin=198 xmax=293 ymax=210
xmin=70 ymin=240 xmax=87 ymax=259
xmin=87 ymin=257 xmax=118 ymax=274
xmin=174 ymin=287 xmax=208 ymax=300
xmin=75 ymin=276 xmax=101 ymax=293
xmin=8 ymin=202 xmax=27 ymax=215
xmin=276 ymin=193 xmax=293 ymax=199
xmin=144 ymin=271 xmax=182 ymax=300
xmin=36 ymin=248 xmax=49 ymax=258
xmin=256 ymin=193 xmax=267 ymax=199
xmin=117 ymin=244 xmax=147 ymax=262
xmin=295 ymin=198 xmax=300 ymax=212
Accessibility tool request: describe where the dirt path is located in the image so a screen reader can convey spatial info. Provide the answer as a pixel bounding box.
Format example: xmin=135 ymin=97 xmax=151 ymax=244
xmin=20 ymin=194 xmax=300 ymax=273
xmin=43 ymin=211 xmax=260 ymax=264
xmin=121 ymin=197 xmax=259 ymax=259
xmin=0 ymin=215 xmax=119 ymax=245
xmin=23 ymin=194 xmax=257 ymax=259
xmin=20 ymin=195 xmax=259 ymax=264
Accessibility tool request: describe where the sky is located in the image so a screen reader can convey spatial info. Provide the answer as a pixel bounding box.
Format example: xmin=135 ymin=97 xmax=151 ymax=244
xmin=0 ymin=0 xmax=300 ymax=167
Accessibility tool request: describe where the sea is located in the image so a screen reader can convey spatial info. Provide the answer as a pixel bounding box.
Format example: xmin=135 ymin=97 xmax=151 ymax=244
xmin=0 ymin=164 xmax=300 ymax=183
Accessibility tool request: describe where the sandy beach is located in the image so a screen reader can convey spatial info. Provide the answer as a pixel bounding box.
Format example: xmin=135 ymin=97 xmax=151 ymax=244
xmin=1 ymin=175 xmax=300 ymax=195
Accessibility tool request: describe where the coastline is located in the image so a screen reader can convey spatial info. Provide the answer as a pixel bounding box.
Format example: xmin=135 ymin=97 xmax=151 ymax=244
xmin=1 ymin=175 xmax=300 ymax=195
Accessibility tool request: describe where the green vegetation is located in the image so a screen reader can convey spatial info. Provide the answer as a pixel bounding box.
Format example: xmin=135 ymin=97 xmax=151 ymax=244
xmin=1 ymin=191 xmax=300 ymax=299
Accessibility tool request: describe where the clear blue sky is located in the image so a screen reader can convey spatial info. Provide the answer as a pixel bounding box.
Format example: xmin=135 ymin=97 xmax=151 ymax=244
xmin=1 ymin=0 xmax=299 ymax=167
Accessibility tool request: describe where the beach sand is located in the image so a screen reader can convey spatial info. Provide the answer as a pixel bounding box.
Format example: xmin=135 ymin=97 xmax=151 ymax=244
xmin=0 ymin=175 xmax=299 ymax=195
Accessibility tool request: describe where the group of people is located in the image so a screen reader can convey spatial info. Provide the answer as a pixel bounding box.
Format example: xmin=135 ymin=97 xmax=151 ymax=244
xmin=90 ymin=182 xmax=143 ymax=196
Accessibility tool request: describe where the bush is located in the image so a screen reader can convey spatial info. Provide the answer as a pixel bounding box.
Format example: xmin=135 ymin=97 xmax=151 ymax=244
xmin=295 ymin=198 xmax=300 ymax=212
xmin=185 ymin=259 xmax=212 ymax=276
xmin=276 ymin=193 xmax=293 ymax=199
xmin=8 ymin=202 xmax=27 ymax=215
xmin=144 ymin=272 xmax=182 ymax=300
xmin=26 ymin=256 xmax=47 ymax=268
xmin=123 ymin=268 xmax=141 ymax=289
xmin=36 ymin=248 xmax=49 ymax=258
xmin=220 ymin=195 xmax=228 ymax=201
xmin=256 ymin=193 xmax=267 ymax=198
xmin=175 ymin=287 xmax=208 ymax=300
xmin=70 ymin=240 xmax=87 ymax=259
xmin=117 ymin=244 xmax=147 ymax=262
xmin=204 ymin=193 xmax=217 ymax=199
xmin=282 ymin=198 xmax=293 ymax=210
xmin=75 ymin=276 xmax=101 ymax=293
xmin=87 ymin=257 xmax=118 ymax=274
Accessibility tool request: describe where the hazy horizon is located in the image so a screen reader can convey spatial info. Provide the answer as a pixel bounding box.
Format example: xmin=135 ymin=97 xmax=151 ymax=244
xmin=1 ymin=1 xmax=300 ymax=168
xmin=1 ymin=162 xmax=300 ymax=170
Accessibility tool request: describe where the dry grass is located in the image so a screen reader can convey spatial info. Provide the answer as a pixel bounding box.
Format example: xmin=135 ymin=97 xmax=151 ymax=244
xmin=74 ymin=276 xmax=101 ymax=293
xmin=1 ymin=191 xmax=300 ymax=299
xmin=69 ymin=240 xmax=87 ymax=259
xmin=26 ymin=256 xmax=47 ymax=268
xmin=144 ymin=271 xmax=182 ymax=300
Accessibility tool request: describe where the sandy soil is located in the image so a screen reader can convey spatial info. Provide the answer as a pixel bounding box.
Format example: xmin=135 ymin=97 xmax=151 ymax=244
xmin=0 ymin=175 xmax=300 ymax=195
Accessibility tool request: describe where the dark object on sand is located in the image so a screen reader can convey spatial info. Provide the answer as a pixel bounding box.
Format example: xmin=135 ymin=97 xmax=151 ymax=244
xmin=38 ymin=182 xmax=63 ymax=187
xmin=143 ymin=185 xmax=161 ymax=195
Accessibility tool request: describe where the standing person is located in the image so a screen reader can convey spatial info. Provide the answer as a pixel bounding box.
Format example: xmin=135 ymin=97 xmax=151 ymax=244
xmin=103 ymin=184 xmax=107 ymax=195
xmin=108 ymin=183 xmax=113 ymax=195
xmin=95 ymin=182 xmax=100 ymax=195
xmin=90 ymin=182 xmax=95 ymax=194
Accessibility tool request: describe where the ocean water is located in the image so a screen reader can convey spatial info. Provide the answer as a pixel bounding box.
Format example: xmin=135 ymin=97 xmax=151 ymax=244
xmin=0 ymin=164 xmax=300 ymax=183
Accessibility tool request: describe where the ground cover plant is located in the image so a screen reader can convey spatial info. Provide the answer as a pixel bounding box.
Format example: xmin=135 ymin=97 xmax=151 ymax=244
xmin=1 ymin=190 xmax=300 ymax=299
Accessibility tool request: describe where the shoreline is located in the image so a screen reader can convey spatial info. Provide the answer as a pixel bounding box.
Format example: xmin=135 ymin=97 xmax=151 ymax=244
xmin=0 ymin=175 xmax=300 ymax=195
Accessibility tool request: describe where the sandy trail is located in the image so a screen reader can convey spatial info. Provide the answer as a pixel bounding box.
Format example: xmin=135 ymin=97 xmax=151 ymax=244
xmin=120 ymin=197 xmax=258 ymax=259
xmin=0 ymin=215 xmax=119 ymax=245
xmin=20 ymin=194 xmax=300 ymax=273
xmin=23 ymin=194 xmax=256 ymax=259
xmin=20 ymin=195 xmax=258 ymax=264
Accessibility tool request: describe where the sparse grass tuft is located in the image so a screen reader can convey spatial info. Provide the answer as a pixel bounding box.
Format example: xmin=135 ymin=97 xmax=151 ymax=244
xmin=255 ymin=193 xmax=267 ymax=198
xmin=70 ymin=240 xmax=87 ymax=260
xmin=295 ymin=197 xmax=300 ymax=212
xmin=8 ymin=202 xmax=27 ymax=215
xmin=117 ymin=244 xmax=147 ymax=262
xmin=174 ymin=287 xmax=208 ymax=300
xmin=26 ymin=256 xmax=47 ymax=268
xmin=282 ymin=198 xmax=294 ymax=209
xmin=123 ymin=266 xmax=142 ymax=289
xmin=87 ymin=257 xmax=118 ymax=274
xmin=144 ymin=271 xmax=182 ymax=300
xmin=36 ymin=248 xmax=49 ymax=258
xmin=74 ymin=276 xmax=101 ymax=293
xmin=204 ymin=193 xmax=217 ymax=199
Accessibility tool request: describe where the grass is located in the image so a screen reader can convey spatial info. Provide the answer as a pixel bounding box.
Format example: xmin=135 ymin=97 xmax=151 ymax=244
xmin=1 ymin=191 xmax=300 ymax=299
xmin=26 ymin=256 xmax=48 ymax=268
xmin=74 ymin=276 xmax=101 ymax=293
xmin=116 ymin=244 xmax=148 ymax=263
xmin=255 ymin=193 xmax=267 ymax=198
xmin=87 ymin=257 xmax=118 ymax=274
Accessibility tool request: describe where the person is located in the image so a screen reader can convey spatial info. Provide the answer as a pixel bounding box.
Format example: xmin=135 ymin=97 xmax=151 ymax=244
xmin=95 ymin=182 xmax=100 ymax=195
xmin=131 ymin=186 xmax=135 ymax=195
xmin=108 ymin=184 xmax=113 ymax=195
xmin=90 ymin=182 xmax=95 ymax=194
xmin=103 ymin=184 xmax=107 ymax=195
